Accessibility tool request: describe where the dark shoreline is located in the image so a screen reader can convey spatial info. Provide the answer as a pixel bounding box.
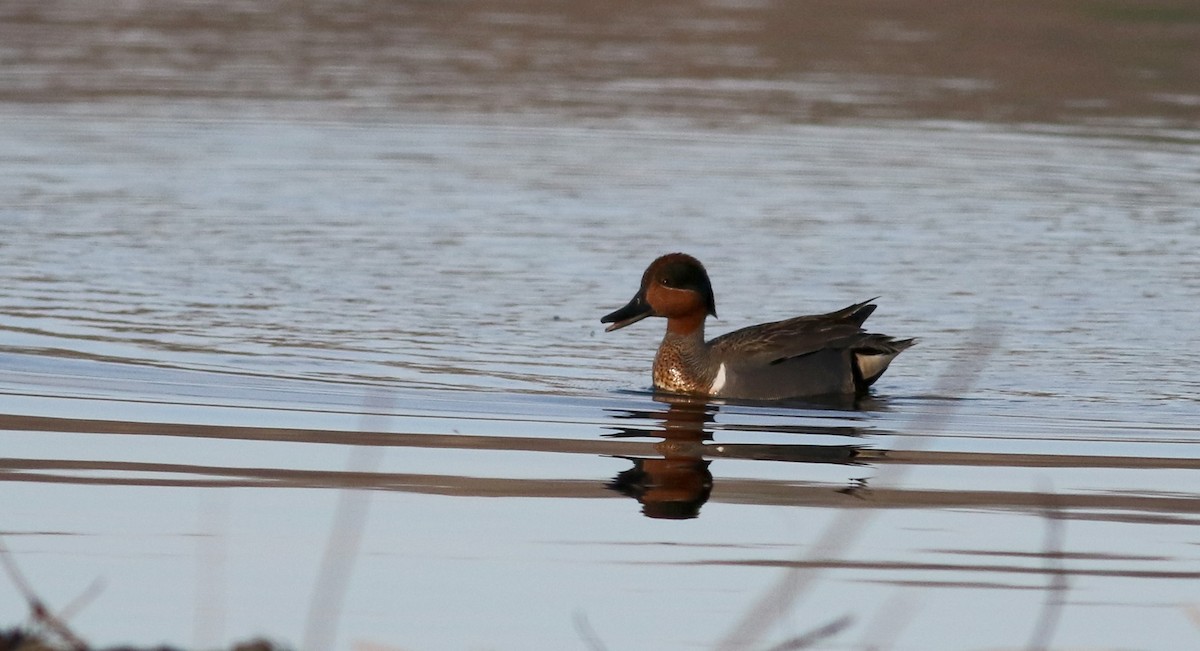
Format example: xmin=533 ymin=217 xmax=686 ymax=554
xmin=2 ymin=0 xmax=1198 ymax=127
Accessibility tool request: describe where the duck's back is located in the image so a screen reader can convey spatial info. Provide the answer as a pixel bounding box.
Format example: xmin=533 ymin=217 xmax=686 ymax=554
xmin=707 ymin=300 xmax=913 ymax=399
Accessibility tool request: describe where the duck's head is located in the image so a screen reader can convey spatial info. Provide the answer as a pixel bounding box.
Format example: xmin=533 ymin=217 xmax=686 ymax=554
xmin=602 ymin=253 xmax=717 ymax=334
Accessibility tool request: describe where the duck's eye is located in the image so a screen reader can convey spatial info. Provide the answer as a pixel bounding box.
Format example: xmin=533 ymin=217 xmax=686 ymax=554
xmin=659 ymin=276 xmax=673 ymax=287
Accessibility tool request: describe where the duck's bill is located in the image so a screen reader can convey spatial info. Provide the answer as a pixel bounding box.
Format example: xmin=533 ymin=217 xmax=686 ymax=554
xmin=601 ymin=294 xmax=653 ymax=332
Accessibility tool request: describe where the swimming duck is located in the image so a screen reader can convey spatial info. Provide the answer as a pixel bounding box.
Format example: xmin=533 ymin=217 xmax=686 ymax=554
xmin=601 ymin=253 xmax=914 ymax=400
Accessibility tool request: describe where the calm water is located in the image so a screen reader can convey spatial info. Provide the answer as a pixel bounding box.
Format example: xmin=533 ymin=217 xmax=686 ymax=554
xmin=2 ymin=2 xmax=1200 ymax=650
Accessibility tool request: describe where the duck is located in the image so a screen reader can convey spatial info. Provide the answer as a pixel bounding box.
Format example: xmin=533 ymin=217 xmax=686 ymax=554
xmin=601 ymin=253 xmax=914 ymax=400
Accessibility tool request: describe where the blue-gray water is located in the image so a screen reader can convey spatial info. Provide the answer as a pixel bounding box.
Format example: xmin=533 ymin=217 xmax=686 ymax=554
xmin=2 ymin=2 xmax=1200 ymax=650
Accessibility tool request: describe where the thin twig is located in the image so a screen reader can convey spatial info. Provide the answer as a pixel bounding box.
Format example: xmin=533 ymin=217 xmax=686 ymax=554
xmin=714 ymin=327 xmax=1002 ymax=651
xmin=301 ymin=391 xmax=394 ymax=651
xmin=58 ymin=577 xmax=106 ymax=622
xmin=0 ymin=536 xmax=91 ymax=651
xmin=194 ymin=497 xmax=230 ymax=651
xmin=759 ymin=614 xmax=853 ymax=651
xmin=1024 ymin=481 xmax=1069 ymax=651
xmin=573 ymin=610 xmax=610 ymax=651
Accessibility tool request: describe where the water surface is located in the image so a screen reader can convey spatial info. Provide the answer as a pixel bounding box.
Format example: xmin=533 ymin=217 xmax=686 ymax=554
xmin=2 ymin=2 xmax=1200 ymax=650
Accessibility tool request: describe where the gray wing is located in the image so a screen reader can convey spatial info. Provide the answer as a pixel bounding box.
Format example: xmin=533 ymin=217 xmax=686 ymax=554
xmin=708 ymin=299 xmax=886 ymax=366
xmin=708 ymin=300 xmax=915 ymax=398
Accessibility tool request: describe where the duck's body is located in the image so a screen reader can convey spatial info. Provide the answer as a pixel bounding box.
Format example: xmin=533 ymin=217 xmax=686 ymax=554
xmin=602 ymin=253 xmax=914 ymax=400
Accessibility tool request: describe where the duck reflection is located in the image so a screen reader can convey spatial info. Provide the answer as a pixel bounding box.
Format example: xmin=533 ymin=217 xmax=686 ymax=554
xmin=605 ymin=397 xmax=716 ymax=519
xmin=604 ymin=395 xmax=867 ymax=519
